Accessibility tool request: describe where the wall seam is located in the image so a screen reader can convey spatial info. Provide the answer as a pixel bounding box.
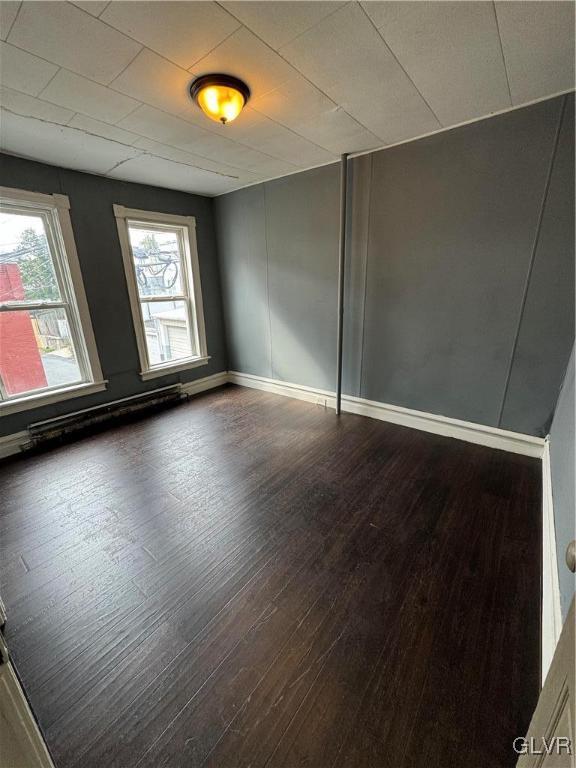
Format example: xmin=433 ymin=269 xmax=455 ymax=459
xmin=497 ymin=95 xmax=567 ymax=427
xmin=358 ymin=153 xmax=374 ymax=399
xmin=262 ymin=183 xmax=274 ymax=380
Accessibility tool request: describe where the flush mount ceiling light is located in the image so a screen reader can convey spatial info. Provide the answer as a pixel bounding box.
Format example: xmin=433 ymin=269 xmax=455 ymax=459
xmin=190 ymin=74 xmax=250 ymax=125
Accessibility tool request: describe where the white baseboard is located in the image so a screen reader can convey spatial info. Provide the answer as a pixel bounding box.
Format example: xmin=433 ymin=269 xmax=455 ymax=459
xmin=181 ymin=371 xmax=228 ymax=397
xmin=541 ymin=438 xmax=562 ymax=686
xmin=228 ymin=371 xmax=545 ymax=458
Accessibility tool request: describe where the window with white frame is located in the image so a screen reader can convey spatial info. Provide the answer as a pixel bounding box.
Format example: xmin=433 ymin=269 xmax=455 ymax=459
xmin=0 ymin=187 xmax=105 ymax=414
xmin=114 ymin=206 xmax=208 ymax=381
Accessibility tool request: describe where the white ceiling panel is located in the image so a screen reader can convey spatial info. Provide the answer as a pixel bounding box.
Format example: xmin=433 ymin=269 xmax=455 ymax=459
xmin=130 ymin=136 xmax=253 ymax=178
xmin=117 ymin=104 xmax=220 ymax=151
xmin=0 ymin=110 xmax=140 ymax=174
xmin=71 ymin=1 xmax=109 ymax=17
xmin=42 ymin=69 xmax=141 ymax=123
xmin=280 ymin=2 xmax=441 ymax=143
xmin=0 ymin=41 xmax=58 ymax=96
xmin=0 ymin=86 xmax=74 ymax=125
xmin=363 ymin=1 xmax=511 ymax=126
xmin=105 ymin=153 xmax=245 ymax=195
xmin=118 ymin=103 xmax=300 ymax=174
xmin=218 ymin=108 xmax=335 ymax=165
xmin=67 ymin=114 xmax=141 ymax=145
xmin=0 ymin=0 xmax=572 ymax=196
xmin=496 ymin=1 xmax=575 ymax=104
xmin=285 ymin=108 xmax=380 ymax=156
xmin=7 ymin=1 xmax=142 ymax=84
xmin=101 ymin=1 xmax=239 ymax=69
xmin=190 ymin=26 xmax=296 ymax=99
xmin=221 ymin=1 xmax=344 ymax=49
xmin=110 ymin=48 xmax=193 ymax=116
xmin=251 ymin=73 xmax=380 ymax=153
xmin=0 ymin=1 xmax=20 ymax=41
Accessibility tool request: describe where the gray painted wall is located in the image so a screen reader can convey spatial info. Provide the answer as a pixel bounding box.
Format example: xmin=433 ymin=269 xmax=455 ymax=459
xmin=550 ymin=346 xmax=575 ymax=620
xmin=0 ymin=154 xmax=227 ymax=437
xmin=215 ymin=94 xmax=575 ymax=436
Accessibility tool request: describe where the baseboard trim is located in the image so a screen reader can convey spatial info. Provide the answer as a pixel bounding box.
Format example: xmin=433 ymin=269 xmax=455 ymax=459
xmin=181 ymin=371 xmax=229 ymax=397
xmin=541 ymin=438 xmax=562 ymax=686
xmin=228 ymin=371 xmax=545 ymax=458
xmin=0 ymin=372 xmax=229 ymax=460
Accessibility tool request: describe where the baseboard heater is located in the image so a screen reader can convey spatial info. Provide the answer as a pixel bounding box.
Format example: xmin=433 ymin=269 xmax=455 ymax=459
xmin=28 ymin=385 xmax=185 ymax=447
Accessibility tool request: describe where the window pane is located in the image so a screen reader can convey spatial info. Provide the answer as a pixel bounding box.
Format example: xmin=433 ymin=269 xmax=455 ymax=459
xmin=0 ymin=211 xmax=61 ymax=303
xmin=0 ymin=308 xmax=82 ymax=397
xmin=128 ymin=225 xmax=184 ymax=298
xmin=141 ymin=300 xmax=194 ymax=366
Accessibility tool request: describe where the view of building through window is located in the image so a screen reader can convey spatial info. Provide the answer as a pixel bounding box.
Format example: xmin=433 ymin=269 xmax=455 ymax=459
xmin=0 ymin=210 xmax=82 ymax=399
xmin=128 ymin=224 xmax=195 ymax=366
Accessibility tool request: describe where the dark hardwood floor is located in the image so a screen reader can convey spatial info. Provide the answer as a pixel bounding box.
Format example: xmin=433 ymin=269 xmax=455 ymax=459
xmin=0 ymin=384 xmax=541 ymax=768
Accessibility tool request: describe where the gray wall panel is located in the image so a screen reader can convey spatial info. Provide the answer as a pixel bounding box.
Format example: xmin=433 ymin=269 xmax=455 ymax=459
xmin=360 ymin=97 xmax=564 ymax=427
xmin=265 ymin=165 xmax=340 ymax=390
xmin=215 ymin=184 xmax=271 ymax=377
xmin=500 ymin=95 xmax=576 ymax=435
xmin=550 ymin=346 xmax=575 ymax=620
xmin=0 ymin=154 xmax=227 ymax=437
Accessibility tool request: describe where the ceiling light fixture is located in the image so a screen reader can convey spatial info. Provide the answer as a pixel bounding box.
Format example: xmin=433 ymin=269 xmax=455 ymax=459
xmin=190 ymin=74 xmax=250 ymax=125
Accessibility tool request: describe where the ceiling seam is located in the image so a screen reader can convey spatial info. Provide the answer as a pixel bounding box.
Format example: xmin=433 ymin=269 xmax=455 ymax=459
xmin=35 ymin=65 xmax=63 ymax=99
xmin=186 ymin=26 xmax=242 ymax=73
xmin=358 ymin=3 xmax=443 ymax=129
xmin=4 ymin=0 xmax=22 ymax=40
xmin=492 ymin=1 xmax=514 ymax=106
xmin=96 ymin=2 xmax=112 ymax=19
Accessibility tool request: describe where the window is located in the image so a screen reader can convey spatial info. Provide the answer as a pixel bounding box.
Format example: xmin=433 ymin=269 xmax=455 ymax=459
xmin=0 ymin=187 xmax=105 ymax=415
xmin=114 ymin=206 xmax=208 ymax=380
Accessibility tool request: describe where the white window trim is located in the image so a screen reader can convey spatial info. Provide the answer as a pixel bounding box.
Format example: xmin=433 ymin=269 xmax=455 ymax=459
xmin=0 ymin=186 xmax=106 ymax=415
xmin=113 ymin=204 xmax=209 ymax=381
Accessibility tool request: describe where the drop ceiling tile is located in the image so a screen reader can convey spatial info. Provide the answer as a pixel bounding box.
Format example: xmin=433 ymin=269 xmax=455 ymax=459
xmin=105 ymin=153 xmax=242 ymax=196
xmin=190 ymin=26 xmax=297 ymax=100
xmin=221 ymin=1 xmax=344 ymax=49
xmin=0 ymin=1 xmax=20 ymax=41
xmin=117 ymin=103 xmax=296 ymax=174
xmin=217 ymin=108 xmax=334 ymax=166
xmin=130 ymin=136 xmax=248 ymax=178
xmin=0 ymin=86 xmax=74 ymax=124
xmin=7 ymin=1 xmax=141 ymax=84
xmin=0 ymin=41 xmax=58 ymax=96
xmin=251 ymin=73 xmax=336 ymax=124
xmin=363 ymin=2 xmax=511 ymax=125
xmin=42 ymin=69 xmax=141 ymax=123
xmin=101 ymin=1 xmax=240 ymax=70
xmin=110 ymin=48 xmax=193 ymax=116
xmin=71 ymin=1 xmax=109 ymax=17
xmin=68 ymin=114 xmax=141 ymax=145
xmin=280 ymin=2 xmax=440 ymax=144
xmin=251 ymin=74 xmax=381 ymax=153
xmin=0 ymin=110 xmax=140 ymax=173
xmin=288 ymin=109 xmax=381 ymax=155
xmin=118 ymin=104 xmax=217 ymax=150
xmin=496 ymin=1 xmax=575 ymax=104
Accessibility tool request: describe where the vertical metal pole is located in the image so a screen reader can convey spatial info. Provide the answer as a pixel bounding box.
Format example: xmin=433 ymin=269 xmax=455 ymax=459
xmin=335 ymin=153 xmax=348 ymax=415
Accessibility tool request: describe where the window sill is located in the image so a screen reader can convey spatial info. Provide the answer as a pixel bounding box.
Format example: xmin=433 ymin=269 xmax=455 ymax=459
xmin=140 ymin=356 xmax=210 ymax=381
xmin=0 ymin=380 xmax=108 ymax=416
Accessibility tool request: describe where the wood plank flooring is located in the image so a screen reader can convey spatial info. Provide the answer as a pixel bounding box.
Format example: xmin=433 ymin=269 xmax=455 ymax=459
xmin=0 ymin=384 xmax=541 ymax=768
